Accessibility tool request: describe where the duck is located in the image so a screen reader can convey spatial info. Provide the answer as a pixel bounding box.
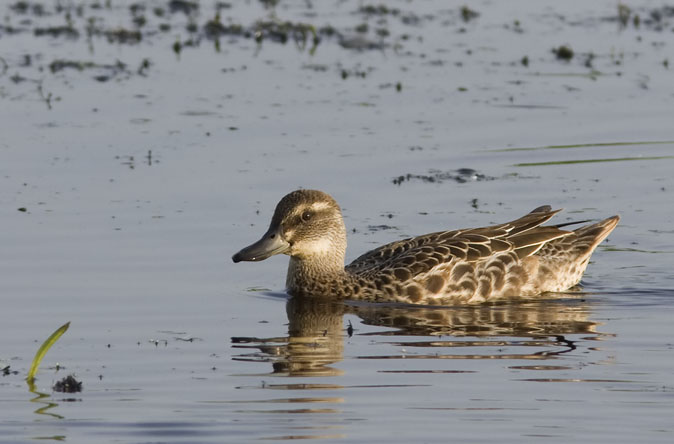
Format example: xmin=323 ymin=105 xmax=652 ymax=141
xmin=232 ymin=189 xmax=619 ymax=305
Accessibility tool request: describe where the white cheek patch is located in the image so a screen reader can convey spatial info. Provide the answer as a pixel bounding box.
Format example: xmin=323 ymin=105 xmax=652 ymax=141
xmin=301 ymin=237 xmax=334 ymax=255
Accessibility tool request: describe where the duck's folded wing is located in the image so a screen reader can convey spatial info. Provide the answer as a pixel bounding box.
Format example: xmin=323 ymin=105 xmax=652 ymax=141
xmin=346 ymin=229 xmax=462 ymax=274
xmin=346 ymin=206 xmax=569 ymax=275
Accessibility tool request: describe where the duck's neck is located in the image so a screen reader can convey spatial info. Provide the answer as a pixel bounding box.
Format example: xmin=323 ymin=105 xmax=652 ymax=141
xmin=286 ymin=254 xmax=348 ymax=296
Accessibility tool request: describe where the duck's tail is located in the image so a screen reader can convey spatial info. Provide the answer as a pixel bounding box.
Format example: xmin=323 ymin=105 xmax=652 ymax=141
xmin=570 ymin=215 xmax=620 ymax=261
xmin=532 ymin=215 xmax=619 ymax=292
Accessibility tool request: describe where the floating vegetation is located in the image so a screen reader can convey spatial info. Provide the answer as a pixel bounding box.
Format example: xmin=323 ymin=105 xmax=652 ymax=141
xmin=617 ymin=3 xmax=633 ymax=28
xmin=340 ymin=65 xmax=371 ymax=79
xmin=553 ymin=45 xmax=574 ymax=60
xmin=532 ymin=70 xmax=603 ymax=80
xmin=489 ymin=140 xmax=674 ymax=152
xmin=49 ymin=59 xmax=130 ymax=82
xmin=513 ymin=156 xmax=674 ymax=167
xmin=49 ymin=60 xmax=96 ymax=73
xmin=318 ymin=24 xmax=338 ymax=37
xmin=357 ymin=3 xmax=422 ymax=29
xmin=3 ymin=364 xmax=19 ymax=376
xmin=368 ymin=224 xmax=397 ymax=232
xmin=609 ymin=4 xmax=674 ymax=30
xmin=460 ymin=6 xmax=480 ymax=22
xmin=2 ymin=0 xmax=673 ymax=111
xmin=53 ymin=374 xmax=82 ymax=393
xmin=168 ymin=0 xmax=199 ymax=15
xmin=105 ymin=28 xmax=142 ymax=44
xmin=2 ymin=0 xmax=358 ymax=63
xmin=137 ymin=58 xmax=151 ymax=76
xmin=603 ymin=246 xmax=674 ymax=254
xmin=355 ymin=23 xmax=369 ymax=34
xmin=253 ymin=19 xmax=318 ymax=49
xmin=204 ymin=14 xmax=246 ymax=39
xmin=393 ymin=168 xmax=493 ymax=185
xmin=203 ymin=12 xmax=320 ymax=52
xmin=26 ymin=322 xmax=70 ymax=385
xmin=359 ymin=4 xmax=401 ymax=16
xmin=339 ymin=35 xmax=385 ymax=51
xmin=258 ymin=0 xmax=280 ymax=10
xmin=10 ymin=1 xmax=46 ymax=16
xmin=34 ymin=25 xmax=79 ymax=39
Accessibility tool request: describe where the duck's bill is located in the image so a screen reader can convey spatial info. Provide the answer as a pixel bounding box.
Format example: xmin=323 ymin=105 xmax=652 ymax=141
xmin=232 ymin=228 xmax=290 ymax=263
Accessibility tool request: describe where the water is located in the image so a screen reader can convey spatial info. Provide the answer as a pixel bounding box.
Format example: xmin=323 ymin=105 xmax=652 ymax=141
xmin=1 ymin=0 xmax=673 ymax=442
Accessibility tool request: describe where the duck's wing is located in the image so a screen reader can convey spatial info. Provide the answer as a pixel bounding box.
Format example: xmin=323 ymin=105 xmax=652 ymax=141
xmin=346 ymin=206 xmax=570 ymax=275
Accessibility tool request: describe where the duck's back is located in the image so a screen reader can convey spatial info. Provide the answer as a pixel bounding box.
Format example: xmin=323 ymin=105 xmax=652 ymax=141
xmin=345 ymin=207 xmax=619 ymax=304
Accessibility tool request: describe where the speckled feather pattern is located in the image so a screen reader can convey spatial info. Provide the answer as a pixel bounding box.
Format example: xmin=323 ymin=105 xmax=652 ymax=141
xmin=234 ymin=190 xmax=619 ymax=305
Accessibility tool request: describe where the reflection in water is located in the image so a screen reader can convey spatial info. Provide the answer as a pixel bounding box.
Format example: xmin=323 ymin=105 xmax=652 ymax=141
xmin=233 ymin=295 xmax=603 ymax=377
xmin=231 ymin=295 xmax=607 ymax=440
xmin=233 ymin=297 xmax=346 ymax=377
xmin=351 ymin=297 xmax=603 ymax=361
xmin=27 ymin=380 xmax=63 ymax=420
xmin=352 ymin=298 xmax=599 ymax=338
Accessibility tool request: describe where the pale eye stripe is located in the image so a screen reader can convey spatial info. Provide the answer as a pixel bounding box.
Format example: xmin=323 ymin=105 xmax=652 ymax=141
xmin=310 ymin=202 xmax=332 ymax=211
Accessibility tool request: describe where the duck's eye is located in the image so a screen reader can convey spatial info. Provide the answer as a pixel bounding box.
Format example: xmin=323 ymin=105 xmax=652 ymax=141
xmin=301 ymin=210 xmax=313 ymax=222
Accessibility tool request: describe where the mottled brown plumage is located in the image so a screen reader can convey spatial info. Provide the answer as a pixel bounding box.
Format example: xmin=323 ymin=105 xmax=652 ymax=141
xmin=232 ymin=190 xmax=619 ymax=305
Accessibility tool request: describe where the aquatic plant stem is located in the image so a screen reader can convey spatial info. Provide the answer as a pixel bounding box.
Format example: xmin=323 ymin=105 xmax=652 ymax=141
xmin=26 ymin=322 xmax=70 ymax=385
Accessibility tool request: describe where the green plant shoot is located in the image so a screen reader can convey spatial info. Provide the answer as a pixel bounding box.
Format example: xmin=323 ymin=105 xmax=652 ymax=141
xmin=26 ymin=322 xmax=70 ymax=383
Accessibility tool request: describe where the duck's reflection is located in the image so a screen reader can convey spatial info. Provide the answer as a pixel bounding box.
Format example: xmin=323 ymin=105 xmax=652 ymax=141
xmin=233 ymin=297 xmax=346 ymax=377
xmin=274 ymin=297 xmax=346 ymax=377
xmin=231 ymin=294 xmax=603 ymax=377
xmin=352 ymin=298 xmax=598 ymax=337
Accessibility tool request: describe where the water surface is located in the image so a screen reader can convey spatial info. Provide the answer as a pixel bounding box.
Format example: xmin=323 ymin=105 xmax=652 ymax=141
xmin=1 ymin=0 xmax=673 ymax=442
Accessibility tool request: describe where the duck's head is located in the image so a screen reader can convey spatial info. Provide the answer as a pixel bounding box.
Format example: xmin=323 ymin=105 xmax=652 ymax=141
xmin=232 ymin=190 xmax=347 ymax=265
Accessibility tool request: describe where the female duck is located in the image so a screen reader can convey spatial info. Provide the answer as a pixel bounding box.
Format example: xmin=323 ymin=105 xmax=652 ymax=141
xmin=232 ymin=190 xmax=618 ymax=305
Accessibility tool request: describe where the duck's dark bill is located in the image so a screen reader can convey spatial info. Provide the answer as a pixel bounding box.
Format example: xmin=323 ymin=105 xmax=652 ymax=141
xmin=232 ymin=229 xmax=290 ymax=263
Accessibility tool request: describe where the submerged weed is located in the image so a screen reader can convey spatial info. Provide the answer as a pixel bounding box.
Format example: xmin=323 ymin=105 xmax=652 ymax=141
xmin=460 ymin=6 xmax=480 ymax=22
xmin=553 ymin=45 xmax=574 ymax=61
xmin=53 ymin=374 xmax=82 ymax=393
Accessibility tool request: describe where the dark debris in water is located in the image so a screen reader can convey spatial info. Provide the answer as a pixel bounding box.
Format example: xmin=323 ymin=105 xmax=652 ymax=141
xmin=1 ymin=0 xmax=403 ymax=60
xmin=10 ymin=1 xmax=47 ymax=16
xmin=49 ymin=59 xmax=130 ymax=82
xmin=368 ymin=224 xmax=397 ymax=232
xmin=359 ymin=5 xmax=400 ymax=16
xmin=3 ymin=0 xmax=674 ymax=109
xmin=104 ymin=28 xmax=142 ymax=44
xmin=53 ymin=374 xmax=82 ymax=393
xmin=252 ymin=19 xmax=320 ymax=52
xmin=392 ymin=168 xmax=494 ymax=185
xmin=553 ymin=45 xmax=574 ymax=61
xmin=169 ymin=0 xmax=199 ymax=16
xmin=204 ymin=16 xmax=246 ymax=39
xmin=460 ymin=6 xmax=480 ymax=23
xmin=340 ymin=64 xmax=373 ymax=80
xmin=34 ymin=25 xmax=79 ymax=39
xmin=607 ymin=4 xmax=674 ymax=31
xmin=2 ymin=364 xmax=19 ymax=376
xmin=339 ymin=35 xmax=386 ymax=51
